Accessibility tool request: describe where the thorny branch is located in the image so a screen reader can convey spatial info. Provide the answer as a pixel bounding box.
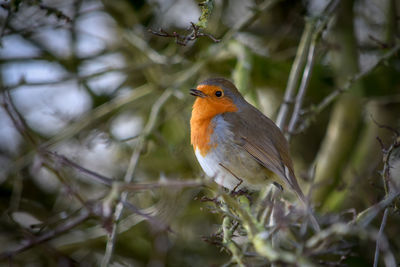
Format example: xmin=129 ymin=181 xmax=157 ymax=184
xmin=148 ymin=22 xmax=220 ymax=46
xmin=355 ymin=125 xmax=400 ymax=266
xmin=372 ymin=124 xmax=400 ymax=267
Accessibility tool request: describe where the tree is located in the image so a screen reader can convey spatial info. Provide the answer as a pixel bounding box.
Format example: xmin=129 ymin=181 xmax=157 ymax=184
xmin=0 ymin=0 xmax=399 ymax=266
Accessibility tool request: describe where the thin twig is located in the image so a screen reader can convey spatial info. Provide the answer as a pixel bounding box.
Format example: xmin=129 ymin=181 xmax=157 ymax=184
xmin=283 ymin=0 xmax=340 ymax=135
xmin=286 ymin=1 xmax=339 ymax=138
xmin=121 ymin=180 xmax=202 ymax=192
xmin=4 ymin=64 xmax=154 ymax=91
xmin=148 ymin=23 xmax=220 ymax=46
xmin=298 ymin=41 xmax=400 ymax=132
xmin=42 ymin=162 xmax=87 ymax=206
xmin=0 ymin=209 xmax=90 ymax=260
xmin=0 ymin=7 xmax=11 ymax=43
xmin=7 ymin=84 xmax=152 ymax=176
xmin=121 ymin=200 xmax=169 ymax=232
xmin=356 ymin=191 xmax=399 ymax=228
xmin=276 ymin=20 xmax=314 ymax=130
xmin=286 ymin=30 xmax=317 ymax=138
xmin=373 ymin=208 xmax=389 ymax=267
xmin=1 ymin=90 xmax=38 ymax=146
xmin=43 ymin=150 xmax=114 ymax=186
xmin=101 ymin=89 xmax=173 ymax=266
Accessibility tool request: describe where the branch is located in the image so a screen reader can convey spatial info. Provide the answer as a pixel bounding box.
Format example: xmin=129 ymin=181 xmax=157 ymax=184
xmin=373 ymin=208 xmax=389 ymax=267
xmin=121 ymin=180 xmax=203 ymax=192
xmin=286 ymin=26 xmax=317 ymax=138
xmin=0 ymin=209 xmax=90 ymax=261
xmin=148 ymin=22 xmax=220 ymax=46
xmin=278 ymin=0 xmax=340 ymax=133
xmin=4 ymin=64 xmax=155 ymax=91
xmin=275 ymin=20 xmax=314 ymax=130
xmin=1 ymin=90 xmax=38 ymax=146
xmin=298 ymin=41 xmax=400 ymax=133
xmin=101 ymin=89 xmax=173 ymax=266
xmin=148 ymin=0 xmax=219 ymax=46
xmin=42 ymin=150 xmax=114 ymax=186
xmin=5 ymin=84 xmax=152 ymax=177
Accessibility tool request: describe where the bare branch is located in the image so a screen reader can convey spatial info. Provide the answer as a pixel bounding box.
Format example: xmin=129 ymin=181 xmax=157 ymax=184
xmin=276 ymin=21 xmax=314 ymax=130
xmin=148 ymin=22 xmax=220 ymax=46
xmin=0 ymin=209 xmax=90 ymax=261
xmin=43 ymin=150 xmax=114 ymax=186
xmin=101 ymin=89 xmax=173 ymax=266
xmin=277 ymin=0 xmax=340 ymax=131
xmin=121 ymin=180 xmax=202 ymax=192
xmin=298 ymin=42 xmax=400 ymax=132
xmin=373 ymin=208 xmax=389 ymax=267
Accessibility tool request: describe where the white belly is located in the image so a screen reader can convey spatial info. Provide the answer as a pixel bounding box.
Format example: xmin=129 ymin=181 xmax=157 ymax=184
xmin=194 ymin=115 xmax=269 ymax=191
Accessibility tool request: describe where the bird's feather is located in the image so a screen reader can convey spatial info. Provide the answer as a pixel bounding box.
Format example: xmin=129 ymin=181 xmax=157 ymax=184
xmin=223 ymin=105 xmax=320 ymax=231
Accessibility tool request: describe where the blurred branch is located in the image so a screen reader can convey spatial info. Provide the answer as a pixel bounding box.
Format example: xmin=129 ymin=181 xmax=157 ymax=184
xmin=4 ymin=64 xmax=154 ymax=90
xmin=278 ymin=0 xmax=339 ymax=133
xmin=356 ymin=192 xmax=399 ymax=228
xmin=298 ymin=42 xmax=400 ymax=132
xmin=222 ymin=216 xmax=245 ymax=266
xmin=42 ymin=162 xmax=87 ymax=205
xmin=125 ymin=30 xmax=185 ymax=64
xmin=373 ymin=208 xmax=389 ymax=267
xmin=306 ymin=222 xmax=396 ymax=267
xmin=121 ymin=180 xmax=202 ymax=191
xmin=121 ymin=200 xmax=169 ymax=232
xmin=102 ymin=89 xmax=173 ymax=266
xmin=0 ymin=209 xmax=90 ymax=261
xmin=163 ymin=0 xmax=283 ymax=89
xmin=10 ymin=84 xmax=152 ymax=173
xmin=286 ymin=34 xmax=316 ymax=138
xmin=1 ymin=90 xmax=37 ymax=146
xmin=275 ymin=20 xmax=313 ymax=130
xmin=4 ymin=0 xmax=72 ymax=22
xmin=41 ymin=150 xmax=203 ymax=191
xmin=356 ymin=131 xmax=400 ymax=227
xmin=43 ymin=150 xmax=114 ymax=186
xmin=219 ymin=0 xmax=282 ymax=44
xmin=0 ymin=6 xmax=11 ymax=43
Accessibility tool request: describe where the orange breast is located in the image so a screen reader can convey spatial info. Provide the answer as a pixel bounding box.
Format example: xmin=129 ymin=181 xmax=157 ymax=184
xmin=190 ymin=94 xmax=238 ymax=156
xmin=190 ymin=116 xmax=215 ymax=156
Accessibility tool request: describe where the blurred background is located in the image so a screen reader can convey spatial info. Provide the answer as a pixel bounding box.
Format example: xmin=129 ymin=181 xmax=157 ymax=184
xmin=0 ymin=0 xmax=399 ymax=266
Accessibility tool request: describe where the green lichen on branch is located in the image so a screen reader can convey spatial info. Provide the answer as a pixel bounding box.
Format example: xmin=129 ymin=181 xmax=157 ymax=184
xmin=196 ymin=0 xmax=214 ymax=29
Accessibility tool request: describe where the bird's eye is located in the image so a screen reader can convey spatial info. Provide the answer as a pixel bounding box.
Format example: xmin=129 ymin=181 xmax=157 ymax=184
xmin=215 ymin=91 xmax=223 ymax=97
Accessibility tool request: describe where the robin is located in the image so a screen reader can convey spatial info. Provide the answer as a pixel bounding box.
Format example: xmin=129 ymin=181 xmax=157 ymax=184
xmin=190 ymin=77 xmax=320 ymax=231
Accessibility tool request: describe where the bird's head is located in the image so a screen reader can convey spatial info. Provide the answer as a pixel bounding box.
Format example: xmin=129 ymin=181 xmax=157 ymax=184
xmin=190 ymin=78 xmax=244 ymax=120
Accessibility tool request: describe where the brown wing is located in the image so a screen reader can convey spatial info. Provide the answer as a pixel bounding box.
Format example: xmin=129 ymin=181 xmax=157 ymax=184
xmin=222 ymin=105 xmax=305 ymax=200
xmin=223 ymin=107 xmax=320 ymax=232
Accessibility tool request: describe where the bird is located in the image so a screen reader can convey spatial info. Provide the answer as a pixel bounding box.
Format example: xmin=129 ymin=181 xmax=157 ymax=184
xmin=190 ymin=77 xmax=320 ymax=231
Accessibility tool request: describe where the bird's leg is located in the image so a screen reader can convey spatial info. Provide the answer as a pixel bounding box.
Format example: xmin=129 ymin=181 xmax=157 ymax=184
xmin=218 ymin=163 xmax=243 ymax=193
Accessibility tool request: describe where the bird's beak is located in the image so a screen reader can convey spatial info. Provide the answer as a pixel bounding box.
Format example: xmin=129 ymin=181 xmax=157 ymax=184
xmin=190 ymin=89 xmax=206 ymax=98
